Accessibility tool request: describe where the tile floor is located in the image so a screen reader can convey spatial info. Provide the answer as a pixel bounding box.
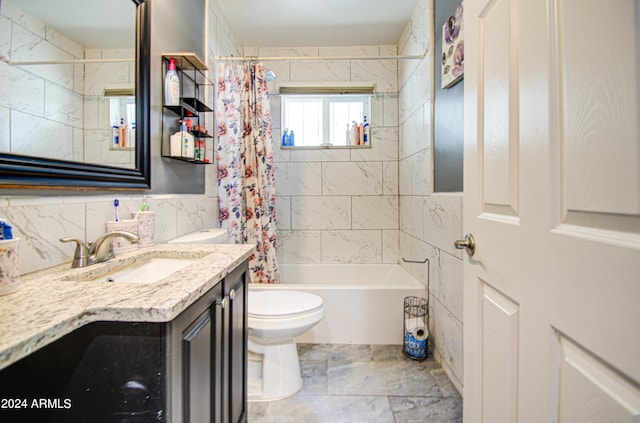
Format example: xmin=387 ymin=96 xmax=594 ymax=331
xmin=248 ymin=344 xmax=462 ymax=423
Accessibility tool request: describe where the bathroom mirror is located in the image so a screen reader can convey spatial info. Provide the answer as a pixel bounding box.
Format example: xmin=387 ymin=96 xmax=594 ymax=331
xmin=0 ymin=0 xmax=150 ymax=189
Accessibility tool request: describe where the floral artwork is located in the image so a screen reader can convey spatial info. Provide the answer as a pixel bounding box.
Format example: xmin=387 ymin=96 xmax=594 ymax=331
xmin=441 ymin=3 xmax=464 ymax=89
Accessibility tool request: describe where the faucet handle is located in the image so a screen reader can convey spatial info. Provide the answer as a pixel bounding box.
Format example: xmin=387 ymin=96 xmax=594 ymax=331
xmin=59 ymin=238 xmax=89 ymax=268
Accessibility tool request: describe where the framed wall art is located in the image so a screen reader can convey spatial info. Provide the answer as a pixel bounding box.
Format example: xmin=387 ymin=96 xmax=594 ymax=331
xmin=441 ymin=3 xmax=464 ymax=89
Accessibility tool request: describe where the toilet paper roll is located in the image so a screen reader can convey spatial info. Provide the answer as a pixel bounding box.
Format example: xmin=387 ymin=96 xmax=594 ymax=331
xmin=406 ymin=318 xmax=428 ymax=339
xmin=405 ymin=317 xmax=424 ymax=331
xmin=410 ymin=326 xmax=428 ymax=341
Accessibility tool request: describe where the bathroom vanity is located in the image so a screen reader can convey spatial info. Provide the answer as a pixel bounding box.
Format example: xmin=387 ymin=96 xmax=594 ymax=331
xmin=0 ymin=243 xmax=253 ymax=423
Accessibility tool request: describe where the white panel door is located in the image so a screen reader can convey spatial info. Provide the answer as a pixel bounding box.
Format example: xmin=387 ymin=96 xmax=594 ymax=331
xmin=463 ymin=0 xmax=640 ymax=421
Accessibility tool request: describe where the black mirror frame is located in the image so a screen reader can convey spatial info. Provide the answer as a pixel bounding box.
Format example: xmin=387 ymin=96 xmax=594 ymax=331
xmin=0 ymin=0 xmax=151 ymax=190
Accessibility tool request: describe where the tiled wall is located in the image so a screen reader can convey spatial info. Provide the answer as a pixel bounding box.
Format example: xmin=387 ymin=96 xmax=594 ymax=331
xmin=83 ymin=48 xmax=136 ymax=168
xmin=242 ymin=46 xmax=400 ymax=265
xmin=398 ymin=0 xmax=463 ymax=392
xmin=0 ymin=0 xmax=84 ymax=162
xmin=0 ymin=195 xmax=217 ymax=274
xmin=0 ymin=0 xmax=240 ymax=276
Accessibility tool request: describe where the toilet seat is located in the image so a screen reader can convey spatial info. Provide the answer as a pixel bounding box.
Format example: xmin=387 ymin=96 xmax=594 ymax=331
xmin=249 ymin=290 xmax=323 ymax=319
xmin=247 ymin=289 xmax=325 ymax=401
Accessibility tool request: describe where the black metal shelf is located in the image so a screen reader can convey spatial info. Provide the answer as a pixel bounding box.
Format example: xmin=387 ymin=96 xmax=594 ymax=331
xmin=161 ymin=52 xmax=213 ymax=164
xmin=161 ymin=155 xmax=212 ymax=164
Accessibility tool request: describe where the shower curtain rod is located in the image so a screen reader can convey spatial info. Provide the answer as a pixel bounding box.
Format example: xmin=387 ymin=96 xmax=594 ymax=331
xmin=0 ymin=57 xmax=133 ymax=66
xmin=213 ymin=52 xmax=426 ymax=62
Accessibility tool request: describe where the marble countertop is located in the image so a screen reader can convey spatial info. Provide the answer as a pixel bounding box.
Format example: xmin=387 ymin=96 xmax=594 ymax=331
xmin=0 ymin=243 xmax=255 ymax=371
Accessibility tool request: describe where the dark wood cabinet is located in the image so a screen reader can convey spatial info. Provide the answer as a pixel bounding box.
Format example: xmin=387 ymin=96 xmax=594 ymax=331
xmin=171 ymin=261 xmax=248 ymax=423
xmin=0 ymin=260 xmax=248 ymax=423
xmin=169 ymin=280 xmax=223 ymax=423
xmin=225 ymin=264 xmax=248 ymax=423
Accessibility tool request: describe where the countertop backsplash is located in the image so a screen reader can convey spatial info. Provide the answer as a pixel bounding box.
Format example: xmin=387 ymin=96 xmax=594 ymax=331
xmin=0 ymin=194 xmax=218 ymax=275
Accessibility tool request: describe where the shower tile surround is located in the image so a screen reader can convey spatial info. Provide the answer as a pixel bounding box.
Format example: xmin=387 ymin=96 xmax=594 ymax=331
xmin=246 ymin=45 xmax=401 ymax=266
xmin=398 ymin=0 xmax=464 ymax=391
xmin=0 ymin=0 xmax=463 ymax=405
xmin=246 ymin=0 xmax=464 ymax=393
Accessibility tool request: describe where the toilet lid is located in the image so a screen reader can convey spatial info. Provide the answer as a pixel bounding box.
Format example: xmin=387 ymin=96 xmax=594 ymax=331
xmin=249 ymin=290 xmax=323 ymax=319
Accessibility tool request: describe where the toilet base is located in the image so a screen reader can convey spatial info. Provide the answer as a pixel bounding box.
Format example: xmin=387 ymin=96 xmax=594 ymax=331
xmin=247 ymin=338 xmax=302 ymax=402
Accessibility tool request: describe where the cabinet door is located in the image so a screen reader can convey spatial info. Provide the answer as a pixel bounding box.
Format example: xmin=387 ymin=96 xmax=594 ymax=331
xmin=212 ymin=284 xmax=224 ymax=423
xmin=182 ymin=309 xmax=213 ymax=423
xmin=224 ymin=264 xmax=248 ymax=423
xmin=170 ymin=282 xmax=223 ymax=423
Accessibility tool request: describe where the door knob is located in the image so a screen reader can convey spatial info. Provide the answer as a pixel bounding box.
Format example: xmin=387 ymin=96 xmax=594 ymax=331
xmin=454 ymin=233 xmax=475 ymax=256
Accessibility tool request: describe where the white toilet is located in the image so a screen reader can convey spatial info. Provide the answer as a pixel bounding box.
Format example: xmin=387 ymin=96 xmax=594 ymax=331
xmin=247 ymin=289 xmax=324 ymax=401
xmin=167 ymin=227 xmax=229 ymax=244
xmin=169 ymin=228 xmax=324 ymax=401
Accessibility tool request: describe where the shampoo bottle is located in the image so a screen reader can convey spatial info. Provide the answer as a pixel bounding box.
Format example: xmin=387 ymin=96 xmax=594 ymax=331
xmin=112 ymin=125 xmax=119 ymax=147
xmin=353 ymin=123 xmax=361 ymax=145
xmin=164 ymin=59 xmax=180 ymax=106
xmin=181 ymin=124 xmax=194 ymax=158
xmin=119 ymin=118 xmax=129 ymax=147
xmin=288 ymin=130 xmax=295 ymax=146
xmin=130 ymin=123 xmax=136 ymax=148
xmin=282 ymin=129 xmax=289 ymax=146
xmin=363 ymin=116 xmax=370 ymax=144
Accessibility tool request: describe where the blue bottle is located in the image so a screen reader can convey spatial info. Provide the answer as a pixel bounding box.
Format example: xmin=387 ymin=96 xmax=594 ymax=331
xmin=363 ymin=116 xmax=370 ymax=144
xmin=282 ymin=129 xmax=290 ymax=146
xmin=289 ymin=130 xmax=295 ymax=146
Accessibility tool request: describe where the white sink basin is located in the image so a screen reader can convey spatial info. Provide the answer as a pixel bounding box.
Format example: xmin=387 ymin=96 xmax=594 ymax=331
xmin=92 ymin=258 xmax=196 ymax=284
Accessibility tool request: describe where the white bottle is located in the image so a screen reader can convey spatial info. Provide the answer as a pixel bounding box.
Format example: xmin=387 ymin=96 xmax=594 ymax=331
xmin=164 ymin=59 xmax=180 ymax=106
xmin=129 ymin=123 xmax=136 ymax=148
xmin=181 ymin=125 xmax=194 ymax=158
xmin=363 ymin=116 xmax=370 ymax=144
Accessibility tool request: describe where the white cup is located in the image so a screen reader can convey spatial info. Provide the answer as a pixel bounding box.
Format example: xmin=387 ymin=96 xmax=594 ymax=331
xmin=132 ymin=211 xmax=155 ymax=247
xmin=105 ymin=220 xmax=139 ymax=254
xmin=0 ymin=238 xmax=20 ymax=296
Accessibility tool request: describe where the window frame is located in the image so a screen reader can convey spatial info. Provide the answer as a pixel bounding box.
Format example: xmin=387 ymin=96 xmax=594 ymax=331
xmin=279 ymin=91 xmax=373 ymax=150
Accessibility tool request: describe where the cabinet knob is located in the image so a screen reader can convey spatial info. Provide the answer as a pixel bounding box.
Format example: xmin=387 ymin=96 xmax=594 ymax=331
xmin=229 ymin=289 xmax=236 ymax=301
xmin=217 ymin=297 xmax=229 ymax=309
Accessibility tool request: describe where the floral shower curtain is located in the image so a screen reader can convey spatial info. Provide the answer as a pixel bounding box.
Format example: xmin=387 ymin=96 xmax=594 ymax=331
xmin=216 ymin=62 xmax=279 ymax=284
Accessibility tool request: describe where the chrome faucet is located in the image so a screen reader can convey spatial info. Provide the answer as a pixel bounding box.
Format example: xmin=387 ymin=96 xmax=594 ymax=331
xmin=60 ymin=231 xmax=140 ymax=268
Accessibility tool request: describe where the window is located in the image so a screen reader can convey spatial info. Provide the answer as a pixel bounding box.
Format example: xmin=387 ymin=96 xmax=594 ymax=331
xmin=280 ymin=85 xmax=373 ymax=148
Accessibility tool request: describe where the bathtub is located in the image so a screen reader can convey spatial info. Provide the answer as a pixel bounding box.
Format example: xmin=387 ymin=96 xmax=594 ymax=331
xmin=249 ymin=264 xmax=427 ymax=345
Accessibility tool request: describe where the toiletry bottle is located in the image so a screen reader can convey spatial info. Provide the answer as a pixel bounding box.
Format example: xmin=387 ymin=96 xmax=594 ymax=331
xmin=194 ymin=140 xmax=205 ymax=160
xmin=345 ymin=123 xmax=351 ymax=145
xmin=363 ymin=116 xmax=370 ymax=144
xmin=170 ymin=130 xmax=182 ymax=156
xmin=288 ymin=130 xmax=295 ymax=146
xmin=0 ymin=218 xmax=13 ymax=240
xmin=350 ymin=121 xmax=357 ymax=145
xmin=282 ymin=129 xmax=289 ymax=146
xmin=117 ymin=118 xmax=125 ymax=147
xmin=181 ymin=124 xmax=194 ymax=158
xmin=130 ymin=123 xmax=136 ymax=148
xmin=120 ymin=118 xmax=129 ymax=147
xmin=353 ymin=123 xmax=361 ymax=145
xmin=164 ymin=58 xmax=180 ymax=106
xmin=112 ymin=125 xmax=119 ymax=147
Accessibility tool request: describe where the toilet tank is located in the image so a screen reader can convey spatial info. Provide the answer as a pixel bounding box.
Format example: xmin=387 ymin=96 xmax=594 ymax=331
xmin=168 ymin=228 xmax=228 ymax=244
